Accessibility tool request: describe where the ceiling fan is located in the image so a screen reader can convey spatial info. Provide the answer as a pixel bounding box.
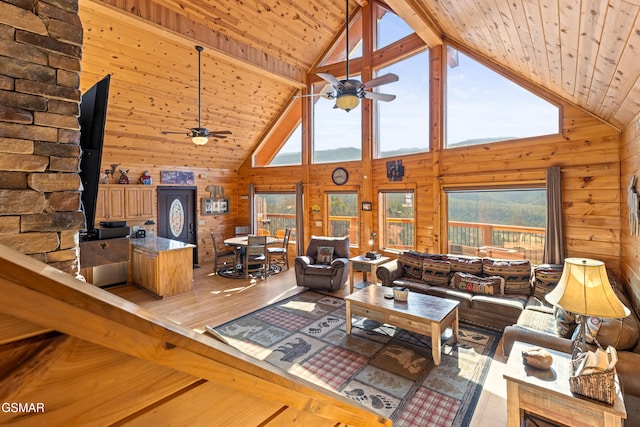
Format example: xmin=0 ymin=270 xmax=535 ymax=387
xmin=300 ymin=0 xmax=399 ymax=112
xmin=161 ymin=45 xmax=232 ymax=146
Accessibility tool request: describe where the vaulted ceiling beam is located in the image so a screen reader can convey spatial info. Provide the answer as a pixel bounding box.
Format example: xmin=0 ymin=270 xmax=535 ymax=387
xmin=383 ymin=0 xmax=443 ymax=47
xmin=87 ymin=0 xmax=306 ymax=88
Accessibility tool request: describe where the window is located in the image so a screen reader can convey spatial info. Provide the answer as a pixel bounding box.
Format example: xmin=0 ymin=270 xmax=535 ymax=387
xmin=255 ymin=193 xmax=297 ymax=244
xmin=327 ymin=192 xmax=359 ymax=245
xmin=375 ymin=51 xmax=429 ymax=158
xmin=445 ymin=47 xmax=559 ymax=148
xmin=379 ymin=191 xmax=415 ymax=251
xmin=313 ymin=78 xmax=362 ymax=163
xmin=446 ymin=189 xmax=545 ymax=264
xmin=269 ymin=124 xmax=302 ymax=166
xmin=375 ymin=4 xmax=414 ymax=50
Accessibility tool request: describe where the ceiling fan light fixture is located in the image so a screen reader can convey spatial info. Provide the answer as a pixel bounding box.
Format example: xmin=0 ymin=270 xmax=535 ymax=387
xmin=335 ymin=94 xmax=360 ymax=112
xmin=192 ymin=135 xmax=209 ymax=145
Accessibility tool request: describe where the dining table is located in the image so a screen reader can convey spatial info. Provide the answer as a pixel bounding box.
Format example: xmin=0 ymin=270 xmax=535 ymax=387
xmin=223 ymin=236 xmax=279 ymax=277
xmin=223 ymin=236 xmax=278 ymax=248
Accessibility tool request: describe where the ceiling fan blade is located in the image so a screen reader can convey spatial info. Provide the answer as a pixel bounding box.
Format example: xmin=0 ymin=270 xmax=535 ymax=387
xmin=294 ymin=92 xmax=335 ymax=99
xmin=363 ymin=73 xmax=399 ymax=88
xmin=161 ymin=130 xmax=189 ymax=136
xmin=317 ymin=72 xmax=343 ymax=88
xmin=210 ymin=130 xmax=232 ymax=135
xmin=363 ymin=91 xmax=396 ymax=102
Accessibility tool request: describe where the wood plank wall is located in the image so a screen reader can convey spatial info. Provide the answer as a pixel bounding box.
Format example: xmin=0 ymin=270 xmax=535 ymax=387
xmin=95 ymin=164 xmax=239 ymax=265
xmin=621 ymin=112 xmax=640 ymax=315
xmin=239 ymin=47 xmax=622 ymax=271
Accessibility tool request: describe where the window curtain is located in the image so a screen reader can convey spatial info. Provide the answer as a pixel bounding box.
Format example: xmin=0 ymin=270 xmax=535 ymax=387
xmin=248 ymin=183 xmax=256 ymax=235
xmin=296 ymin=182 xmax=305 ymax=256
xmin=543 ymin=167 xmax=565 ymax=264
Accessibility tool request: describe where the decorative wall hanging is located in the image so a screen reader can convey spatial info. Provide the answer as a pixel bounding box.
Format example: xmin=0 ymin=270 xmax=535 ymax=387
xmin=161 ymin=171 xmax=195 ymax=185
xmin=628 ymin=175 xmax=639 ymax=236
xmin=202 ymin=198 xmax=229 ymax=215
xmin=386 ymin=160 xmax=404 ymax=182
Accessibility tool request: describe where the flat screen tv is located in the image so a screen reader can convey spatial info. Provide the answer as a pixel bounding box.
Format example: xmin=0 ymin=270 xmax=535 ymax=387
xmin=79 ymin=74 xmax=111 ymax=235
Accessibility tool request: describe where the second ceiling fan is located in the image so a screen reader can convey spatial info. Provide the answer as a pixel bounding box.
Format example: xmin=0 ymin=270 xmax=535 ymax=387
xmin=305 ymin=0 xmax=399 ymax=112
xmin=162 ymin=45 xmax=232 ymax=146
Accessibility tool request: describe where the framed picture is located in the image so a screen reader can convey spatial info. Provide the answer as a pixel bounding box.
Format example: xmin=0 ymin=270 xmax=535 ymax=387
xmin=361 ymin=201 xmax=372 ymax=211
xmin=202 ymin=198 xmax=229 ymax=215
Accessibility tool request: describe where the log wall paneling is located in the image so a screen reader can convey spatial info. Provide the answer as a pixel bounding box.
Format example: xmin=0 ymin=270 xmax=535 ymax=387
xmin=621 ymin=112 xmax=640 ymax=316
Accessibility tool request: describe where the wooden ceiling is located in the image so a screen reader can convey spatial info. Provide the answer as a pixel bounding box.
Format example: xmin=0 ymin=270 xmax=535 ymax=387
xmin=79 ymin=0 xmax=640 ymax=171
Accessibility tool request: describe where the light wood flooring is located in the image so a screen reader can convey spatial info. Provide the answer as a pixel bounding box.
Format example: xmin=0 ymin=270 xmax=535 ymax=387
xmin=108 ymin=263 xmax=509 ymax=427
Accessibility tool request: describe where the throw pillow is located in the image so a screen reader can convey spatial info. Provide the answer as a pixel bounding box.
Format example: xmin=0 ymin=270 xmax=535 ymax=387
xmin=317 ymin=246 xmax=334 ymax=265
xmin=554 ymin=306 xmax=577 ymax=338
xmin=398 ymin=251 xmax=431 ymax=280
xmin=421 ymin=258 xmax=451 ymax=287
xmin=482 ymin=258 xmax=532 ymax=295
xmin=532 ymin=264 xmax=564 ymax=303
xmin=450 ymin=272 xmax=505 ymax=295
xmin=445 ymin=255 xmax=483 ymax=275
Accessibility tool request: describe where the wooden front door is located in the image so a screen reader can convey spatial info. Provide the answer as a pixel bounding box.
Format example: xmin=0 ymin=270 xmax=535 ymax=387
xmin=157 ymin=186 xmax=198 ymax=264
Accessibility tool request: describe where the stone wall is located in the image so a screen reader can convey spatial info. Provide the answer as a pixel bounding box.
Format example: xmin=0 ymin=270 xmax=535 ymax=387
xmin=0 ymin=0 xmax=84 ymax=275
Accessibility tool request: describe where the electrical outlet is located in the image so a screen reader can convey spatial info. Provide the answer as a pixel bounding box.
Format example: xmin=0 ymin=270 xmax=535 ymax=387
xmin=315 ymin=221 xmax=322 ymax=227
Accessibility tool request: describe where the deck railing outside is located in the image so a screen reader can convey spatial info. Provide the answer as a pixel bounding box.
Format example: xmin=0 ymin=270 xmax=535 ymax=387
xmin=257 ymin=214 xmax=544 ymax=264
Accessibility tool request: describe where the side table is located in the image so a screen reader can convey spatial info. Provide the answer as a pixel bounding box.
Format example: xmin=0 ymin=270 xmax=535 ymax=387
xmin=348 ymin=255 xmax=391 ymax=293
xmin=503 ymin=341 xmax=626 ymax=427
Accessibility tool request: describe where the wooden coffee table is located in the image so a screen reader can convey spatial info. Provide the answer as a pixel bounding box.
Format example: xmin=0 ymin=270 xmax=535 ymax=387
xmin=345 ymin=285 xmax=459 ymax=365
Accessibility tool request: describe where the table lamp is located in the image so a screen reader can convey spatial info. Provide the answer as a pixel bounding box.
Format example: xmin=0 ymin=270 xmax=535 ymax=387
xmin=365 ymin=231 xmax=380 ymax=259
xmin=545 ymin=258 xmax=630 ymax=360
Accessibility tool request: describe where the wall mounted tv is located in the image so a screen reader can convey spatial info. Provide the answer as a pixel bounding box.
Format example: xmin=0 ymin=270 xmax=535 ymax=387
xmin=79 ymin=74 xmax=111 ymax=235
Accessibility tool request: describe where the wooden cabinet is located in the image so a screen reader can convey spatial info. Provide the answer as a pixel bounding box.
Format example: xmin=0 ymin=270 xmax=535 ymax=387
xmin=96 ymin=186 xmax=125 ymax=220
xmin=96 ymin=185 xmax=155 ymax=222
xmin=125 ymin=186 xmax=154 ymax=218
xmin=129 ymin=237 xmax=194 ymax=297
xmin=131 ymin=247 xmax=159 ymax=295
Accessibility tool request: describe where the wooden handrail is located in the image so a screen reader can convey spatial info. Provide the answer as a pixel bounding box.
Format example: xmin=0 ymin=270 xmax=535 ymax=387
xmin=0 ymin=244 xmax=391 ymax=426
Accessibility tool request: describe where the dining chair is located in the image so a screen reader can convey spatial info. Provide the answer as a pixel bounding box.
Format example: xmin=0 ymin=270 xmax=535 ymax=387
xmin=244 ymin=235 xmax=268 ymax=279
xmin=268 ymin=228 xmax=291 ymax=270
xmin=210 ymin=233 xmax=236 ymax=275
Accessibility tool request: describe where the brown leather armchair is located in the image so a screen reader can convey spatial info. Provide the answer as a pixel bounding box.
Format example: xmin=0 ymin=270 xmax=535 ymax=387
xmin=294 ymin=236 xmax=350 ymax=291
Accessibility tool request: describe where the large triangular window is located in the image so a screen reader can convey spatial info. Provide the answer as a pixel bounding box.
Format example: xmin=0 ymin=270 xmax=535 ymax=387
xmin=375 ymin=3 xmax=414 ymax=50
xmin=445 ymin=47 xmax=560 ymax=148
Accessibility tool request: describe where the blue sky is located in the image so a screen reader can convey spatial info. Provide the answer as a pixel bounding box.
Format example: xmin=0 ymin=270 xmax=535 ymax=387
xmin=275 ymin=10 xmax=558 ymax=158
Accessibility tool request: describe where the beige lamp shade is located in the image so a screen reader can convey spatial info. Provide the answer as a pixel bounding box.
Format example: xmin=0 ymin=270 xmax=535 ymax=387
xmin=545 ymin=258 xmax=630 ymax=318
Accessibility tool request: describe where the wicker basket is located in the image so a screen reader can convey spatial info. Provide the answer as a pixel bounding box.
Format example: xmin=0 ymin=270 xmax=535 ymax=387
xmin=393 ymin=286 xmax=408 ymax=301
xmin=569 ymin=358 xmax=616 ymax=405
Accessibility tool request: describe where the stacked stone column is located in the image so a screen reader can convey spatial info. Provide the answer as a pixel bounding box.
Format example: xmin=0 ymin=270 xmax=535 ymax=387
xmin=0 ymin=0 xmax=84 ymax=276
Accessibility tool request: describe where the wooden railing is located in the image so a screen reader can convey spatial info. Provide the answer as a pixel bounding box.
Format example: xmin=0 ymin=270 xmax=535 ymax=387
xmin=0 ymin=244 xmax=391 ymax=426
xmin=258 ymin=214 xmax=543 ymax=263
xmin=448 ymin=221 xmax=545 ymax=263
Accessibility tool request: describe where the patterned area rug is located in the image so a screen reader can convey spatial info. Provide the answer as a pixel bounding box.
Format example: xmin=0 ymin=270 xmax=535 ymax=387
xmin=213 ymin=290 xmax=500 ymax=426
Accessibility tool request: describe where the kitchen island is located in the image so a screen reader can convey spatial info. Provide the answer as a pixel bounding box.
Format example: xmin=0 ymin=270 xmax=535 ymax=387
xmin=129 ymin=236 xmax=195 ymax=297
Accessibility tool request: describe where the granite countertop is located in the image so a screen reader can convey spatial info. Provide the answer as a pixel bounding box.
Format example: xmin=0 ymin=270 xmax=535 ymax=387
xmin=130 ymin=236 xmax=196 ymax=252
